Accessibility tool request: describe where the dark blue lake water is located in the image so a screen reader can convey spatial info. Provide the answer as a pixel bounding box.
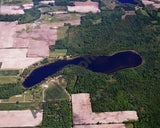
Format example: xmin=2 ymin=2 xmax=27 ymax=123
xmin=23 ymin=51 xmax=142 ymax=88
xmin=117 ymin=0 xmax=137 ymax=4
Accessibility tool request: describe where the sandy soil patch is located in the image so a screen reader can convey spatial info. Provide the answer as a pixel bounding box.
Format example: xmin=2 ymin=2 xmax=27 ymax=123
xmin=72 ymin=93 xmax=138 ymax=125
xmin=68 ymin=0 xmax=100 ymax=13
xmin=0 ymin=110 xmax=43 ymax=127
xmin=74 ymin=124 xmax=125 ymax=128
xmin=0 ymin=5 xmax=24 ymax=15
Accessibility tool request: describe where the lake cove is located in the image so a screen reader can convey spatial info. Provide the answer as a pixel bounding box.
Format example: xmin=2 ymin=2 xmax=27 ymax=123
xmin=117 ymin=0 xmax=137 ymax=4
xmin=23 ymin=51 xmax=142 ymax=88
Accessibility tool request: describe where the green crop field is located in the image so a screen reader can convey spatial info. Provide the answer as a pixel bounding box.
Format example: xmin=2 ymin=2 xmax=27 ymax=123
xmin=49 ymin=48 xmax=67 ymax=58
xmin=0 ymin=102 xmax=41 ymax=110
xmin=0 ymin=70 xmax=19 ymax=76
xmin=3 ymin=0 xmax=33 ymax=5
xmin=57 ymin=26 xmax=69 ymax=40
xmin=45 ymin=84 xmax=69 ymax=101
xmin=0 ymin=76 xmax=18 ymax=84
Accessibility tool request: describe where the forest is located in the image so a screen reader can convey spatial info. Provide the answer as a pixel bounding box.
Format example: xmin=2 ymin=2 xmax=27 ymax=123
xmin=18 ymin=7 xmax=41 ymax=24
xmin=0 ymin=82 xmax=24 ymax=99
xmin=40 ymin=100 xmax=72 ymax=128
xmin=0 ymin=14 xmax=21 ymax=21
xmin=54 ymin=5 xmax=160 ymax=128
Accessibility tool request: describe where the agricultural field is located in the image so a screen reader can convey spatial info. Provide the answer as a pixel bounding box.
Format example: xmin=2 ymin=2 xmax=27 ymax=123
xmin=44 ymin=79 xmax=69 ymax=101
xmin=57 ymin=26 xmax=69 ymax=40
xmin=0 ymin=76 xmax=18 ymax=84
xmin=0 ymin=102 xmax=41 ymax=110
xmin=0 ymin=110 xmax=43 ymax=127
xmin=0 ymin=69 xmax=19 ymax=84
xmin=3 ymin=0 xmax=33 ymax=5
xmin=41 ymin=13 xmax=81 ymax=23
xmin=0 ymin=69 xmax=19 ymax=76
xmin=68 ymin=0 xmax=100 ymax=13
xmin=72 ymin=93 xmax=138 ymax=126
xmin=49 ymin=49 xmax=67 ymax=58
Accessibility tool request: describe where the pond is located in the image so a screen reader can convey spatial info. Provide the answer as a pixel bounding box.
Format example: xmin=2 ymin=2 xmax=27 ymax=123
xmin=117 ymin=0 xmax=137 ymax=4
xmin=23 ymin=51 xmax=142 ymax=88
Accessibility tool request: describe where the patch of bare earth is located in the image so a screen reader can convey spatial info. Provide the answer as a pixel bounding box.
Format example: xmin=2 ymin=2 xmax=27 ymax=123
xmin=0 ymin=5 xmax=24 ymax=15
xmin=68 ymin=0 xmax=100 ymax=13
xmin=0 ymin=110 xmax=43 ymax=127
xmin=141 ymin=0 xmax=160 ymax=8
xmin=72 ymin=93 xmax=138 ymax=128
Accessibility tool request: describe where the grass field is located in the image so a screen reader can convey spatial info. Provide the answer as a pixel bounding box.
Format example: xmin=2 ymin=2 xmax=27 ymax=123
xmin=0 ymin=76 xmax=18 ymax=84
xmin=49 ymin=49 xmax=67 ymax=58
xmin=0 ymin=102 xmax=42 ymax=110
xmin=45 ymin=83 xmax=69 ymax=101
xmin=0 ymin=70 xmax=19 ymax=76
xmin=125 ymin=123 xmax=133 ymax=128
xmin=57 ymin=26 xmax=69 ymax=40
xmin=3 ymin=0 xmax=33 ymax=6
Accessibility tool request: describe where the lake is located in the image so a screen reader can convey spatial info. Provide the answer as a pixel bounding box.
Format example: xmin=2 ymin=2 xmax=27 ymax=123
xmin=23 ymin=51 xmax=142 ymax=88
xmin=117 ymin=0 xmax=137 ymax=4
